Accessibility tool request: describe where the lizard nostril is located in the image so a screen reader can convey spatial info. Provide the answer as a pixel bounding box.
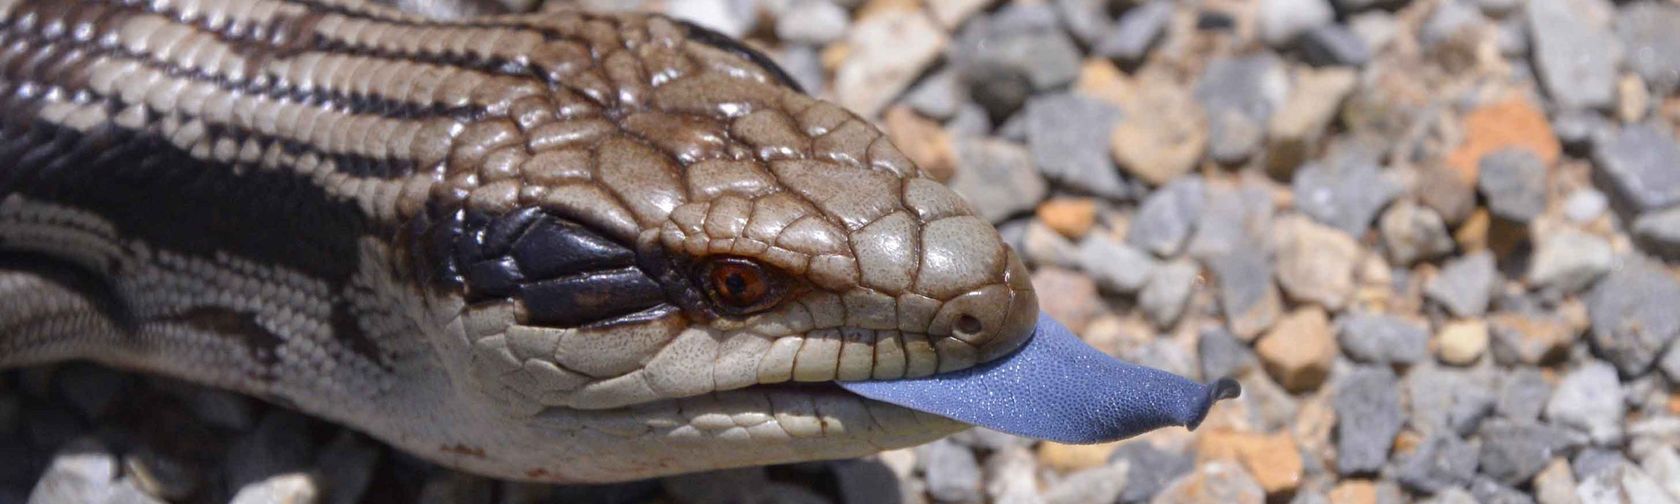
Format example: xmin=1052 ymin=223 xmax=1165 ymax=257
xmin=955 ymin=314 xmax=984 ymax=336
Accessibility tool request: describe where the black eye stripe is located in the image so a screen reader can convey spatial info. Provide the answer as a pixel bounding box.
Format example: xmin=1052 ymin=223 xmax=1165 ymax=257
xmin=677 ymin=19 xmax=807 ymax=94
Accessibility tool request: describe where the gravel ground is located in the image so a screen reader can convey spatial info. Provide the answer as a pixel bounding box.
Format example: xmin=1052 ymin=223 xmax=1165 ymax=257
xmin=7 ymin=0 xmax=1680 ymax=502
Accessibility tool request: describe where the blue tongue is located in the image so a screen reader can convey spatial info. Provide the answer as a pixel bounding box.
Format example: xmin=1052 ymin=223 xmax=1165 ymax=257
xmin=839 ymin=314 xmax=1240 ymax=444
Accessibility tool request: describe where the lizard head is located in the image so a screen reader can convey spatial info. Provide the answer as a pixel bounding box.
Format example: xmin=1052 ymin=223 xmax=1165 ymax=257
xmin=394 ymin=12 xmax=1036 ymax=481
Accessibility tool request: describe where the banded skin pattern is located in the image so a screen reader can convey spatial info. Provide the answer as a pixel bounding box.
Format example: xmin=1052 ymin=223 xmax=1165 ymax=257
xmin=0 ymin=0 xmax=1039 ymax=482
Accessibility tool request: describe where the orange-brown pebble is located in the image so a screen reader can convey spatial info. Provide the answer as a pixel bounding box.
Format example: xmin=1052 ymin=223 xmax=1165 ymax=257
xmin=882 ymin=106 xmax=956 ymax=181
xmin=1328 ymin=480 xmax=1377 ymax=504
xmin=1256 ymin=307 xmax=1336 ymax=393
xmin=1197 ymin=430 xmax=1304 ymax=496
xmin=1036 ymin=198 xmax=1100 ymax=239
xmin=1444 ymin=96 xmax=1560 ymax=184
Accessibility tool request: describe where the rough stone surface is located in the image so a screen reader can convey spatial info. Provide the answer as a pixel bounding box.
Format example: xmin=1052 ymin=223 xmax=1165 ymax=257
xmin=1109 ymin=442 xmax=1193 ymax=503
xmin=1546 ymin=361 xmax=1626 ymax=445
xmin=1299 ymin=25 xmax=1371 ymax=67
xmin=1438 ymin=319 xmax=1490 ymax=366
xmin=1614 ymin=2 xmax=1680 ymax=95
xmin=1527 ymin=229 xmax=1613 ymax=295
xmin=920 ymin=439 xmax=983 ymax=503
xmin=1095 ymin=1 xmax=1172 ymax=63
xmin=1274 ymin=215 xmax=1361 ymax=310
xmin=1211 ymin=248 xmax=1284 ymax=339
xmin=1477 ymin=149 xmax=1548 ymax=222
xmin=1488 ymin=312 xmax=1576 ymax=366
xmin=1140 ymin=259 xmax=1198 ymax=328
xmin=949 ymin=138 xmax=1047 ymax=224
xmin=1152 ymin=460 xmax=1265 ymax=504
xmin=1257 ymin=307 xmax=1336 ymax=393
xmin=1426 ymin=251 xmax=1498 ymax=318
xmin=1337 ymin=312 xmax=1430 ymax=365
xmin=1479 ymin=419 xmax=1587 ymax=485
xmin=1333 ymin=366 xmax=1404 ymax=475
xmin=1592 ymin=122 xmax=1680 ymax=214
xmin=1199 ymin=326 xmax=1257 ymax=381
xmin=1584 ymin=256 xmax=1680 ymax=375
xmin=1526 ymin=0 xmax=1620 ymax=110
xmin=1293 ymin=152 xmax=1402 ymax=236
xmin=1632 ymin=206 xmax=1680 ymax=258
xmin=1024 ymin=93 xmax=1131 ymax=199
xmin=1077 ymin=235 xmax=1157 ymax=294
xmin=1397 ymin=433 xmax=1479 ymax=494
xmin=1258 ymin=0 xmax=1335 ymax=46
xmin=1195 ymin=54 xmax=1290 ymax=163
xmin=1497 ymin=368 xmax=1553 ymax=421
xmin=1129 ymin=178 xmax=1205 ymax=257
xmin=1380 ymin=200 xmax=1455 ymax=265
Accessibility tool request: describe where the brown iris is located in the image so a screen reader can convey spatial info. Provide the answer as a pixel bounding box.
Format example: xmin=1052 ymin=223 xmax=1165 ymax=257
xmin=699 ymin=257 xmax=782 ymax=315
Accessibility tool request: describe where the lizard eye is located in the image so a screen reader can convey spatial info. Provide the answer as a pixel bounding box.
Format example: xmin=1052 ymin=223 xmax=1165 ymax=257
xmin=698 ymin=257 xmax=784 ymax=316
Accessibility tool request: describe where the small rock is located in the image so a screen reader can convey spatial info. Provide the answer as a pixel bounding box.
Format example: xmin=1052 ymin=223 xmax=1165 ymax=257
xmin=1298 ymin=25 xmax=1371 ymax=67
xmin=1024 ymin=93 xmax=1131 ymax=199
xmin=1574 ymin=448 xmax=1631 ymax=480
xmin=1584 ymin=255 xmax=1680 ymax=375
xmin=1535 ymin=458 xmax=1581 ymax=504
xmin=835 ymin=11 xmax=947 ymax=117
xmin=1044 ymin=461 xmax=1129 ymax=504
xmin=1438 ymin=319 xmax=1490 ymax=366
xmin=1614 ymin=2 xmax=1680 ymax=96
xmin=1528 ymin=229 xmax=1613 ymax=294
xmin=1407 ymin=364 xmax=1496 ymax=437
xmin=1189 ymin=182 xmax=1275 ymax=259
xmin=1195 ymin=54 xmax=1290 ymax=164
xmin=1023 ymin=221 xmax=1081 ymax=269
xmin=926 ymin=0 xmax=989 ymax=28
xmin=1639 ymin=445 xmax=1680 ymax=501
xmin=124 ymin=449 xmax=198 ymax=502
xmin=1199 ymin=431 xmax=1304 ymax=496
xmin=1478 ymin=419 xmax=1587 ymax=485
xmin=1421 ymin=0 xmax=1487 ymax=46
xmin=774 ymin=44 xmax=826 ymax=95
xmin=1053 ymin=0 xmax=1114 ymax=46
xmin=1349 ymin=11 xmax=1399 ymax=50
xmin=1425 ymin=251 xmax=1498 ymax=318
xmin=1152 ymin=461 xmax=1265 ymax=504
xmin=29 ymin=438 xmax=163 ymax=504
xmin=1031 ymin=266 xmax=1102 ymax=334
xmin=1446 ymin=97 xmax=1561 ymax=186
xmin=1199 ymin=326 xmax=1257 ymax=380
xmin=1129 ymin=177 xmax=1204 ymax=257
xmin=1546 ymin=361 xmax=1625 ymax=445
xmin=1258 ymin=307 xmax=1337 ymax=393
xmin=1039 ymin=198 xmax=1099 ymax=238
xmin=1267 ymin=68 xmax=1358 ymax=174
xmin=1427 ymin=488 xmax=1481 ymax=504
xmin=1398 ymin=433 xmax=1479 ymax=494
xmin=885 ymin=106 xmax=957 ymax=180
xmin=949 ymin=138 xmax=1046 ymax=224
xmin=1292 ymin=152 xmax=1402 ymax=236
xmin=1497 ymin=368 xmax=1553 ymax=421
xmin=1333 ymin=366 xmax=1404 ymax=474
xmin=1274 ymin=215 xmax=1362 ymax=310
xmin=1527 ymin=0 xmax=1621 ymax=110
xmin=1470 ymin=477 xmax=1537 ymax=504
xmin=1078 ymin=235 xmax=1158 ymax=294
xmin=1488 ymin=312 xmax=1576 ymax=366
xmin=1564 ymin=189 xmax=1609 ymax=224
xmin=1140 ymin=260 xmax=1198 ymax=328
xmin=1477 ymin=149 xmax=1549 ymax=222
xmin=981 ymin=446 xmax=1040 ymax=504
xmin=1495 ymin=17 xmax=1529 ymax=57
xmin=919 ymin=439 xmax=983 ymax=503
xmin=226 ymin=411 xmax=317 ymax=491
xmin=1633 ymin=205 xmax=1680 ymax=259
xmin=1111 ymin=77 xmax=1207 ymax=186
xmin=667 ymin=0 xmax=758 ymax=37
xmin=904 ymin=69 xmax=963 ymax=120
xmin=230 ymin=473 xmax=320 ymax=504
xmin=1338 ymin=312 xmax=1431 ymax=365
xmin=947 ymin=102 xmax=993 ymax=137
xmin=1575 ymin=462 xmax=1678 ymax=504
xmin=1095 ymin=1 xmax=1173 ymax=64
xmin=1663 ymin=343 xmax=1680 ymax=384
xmin=1038 ymin=441 xmax=1120 ymax=473
xmin=1593 ymin=123 xmax=1680 ymax=216
xmin=1380 ymin=200 xmax=1456 ymax=265
xmin=1258 ymin=0 xmax=1334 ymax=46
xmin=775 ymin=0 xmax=849 ymax=44
xmin=1211 ymin=249 xmax=1284 ymax=340
xmin=1110 ymin=442 xmax=1194 ymax=503
xmin=953 ymin=4 xmax=1083 ymax=94
xmin=1327 ymin=480 xmax=1376 ymax=504
xmin=1419 ymin=164 xmax=1480 ymax=225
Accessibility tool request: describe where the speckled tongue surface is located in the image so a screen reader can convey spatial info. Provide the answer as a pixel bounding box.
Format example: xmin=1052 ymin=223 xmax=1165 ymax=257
xmin=839 ymin=314 xmax=1240 ymax=444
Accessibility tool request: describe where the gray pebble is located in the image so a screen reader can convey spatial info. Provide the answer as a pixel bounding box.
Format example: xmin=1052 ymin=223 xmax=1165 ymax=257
xmin=1258 ymin=0 xmax=1334 ymax=46
xmin=1337 ymin=312 xmax=1431 ymax=365
xmin=1044 ymin=461 xmax=1129 ymax=504
xmin=1527 ymin=229 xmax=1612 ymax=294
xmin=1292 ymin=152 xmax=1401 ymax=236
xmin=1022 ymin=220 xmax=1081 ymax=269
xmin=1632 ymin=206 xmax=1680 ymax=259
xmin=1198 ymin=326 xmax=1257 ymax=381
xmin=1495 ymin=17 xmax=1529 ymax=57
xmin=29 ymin=438 xmax=164 ymax=504
xmin=832 ymin=460 xmax=902 ymax=504
xmin=1497 ymin=368 xmax=1553 ymax=421
xmin=773 ymin=44 xmax=826 ymax=96
xmin=1109 ymin=442 xmax=1193 ymax=503
xmin=1299 ymin=24 xmax=1372 ymax=67
xmin=954 ymin=4 xmax=1082 ymax=93
xmin=1426 ymin=251 xmax=1499 ymax=318
xmin=1334 ymin=366 xmax=1404 ymax=474
xmin=1023 ymin=93 xmax=1131 ymax=199
xmin=1545 ymin=360 xmax=1626 ymax=444
xmin=1573 ymin=448 xmax=1632 ymax=480
xmin=1470 ymin=476 xmax=1537 ymax=504
xmin=1195 ymin=53 xmax=1290 ymax=163
xmin=1128 ymin=177 xmax=1204 ymax=257
xmin=948 ymin=137 xmax=1047 ymax=224
xmin=1592 ymin=122 xmax=1680 ymax=214
xmin=1095 ymin=1 xmax=1173 ymax=64
xmin=982 ymin=446 xmax=1039 ymax=504
xmin=904 ymin=69 xmax=964 ymax=121
xmin=946 ymin=103 xmax=994 ymax=137
xmin=1078 ymin=235 xmax=1158 ymax=294
xmin=1421 ymin=0 xmax=1487 ymax=46
xmin=1053 ymin=0 xmax=1114 ymax=46
xmin=918 ymin=438 xmax=983 ymax=503
xmin=1615 ymin=2 xmax=1680 ymax=96
xmin=1188 ymin=182 xmax=1274 ymax=259
xmin=774 ymin=0 xmax=849 ymax=44
xmin=1661 ymin=343 xmax=1680 ymax=385
xmin=1527 ymin=0 xmax=1621 ymax=110
xmin=1398 ymin=433 xmax=1480 ymax=494
xmin=1584 ymin=255 xmax=1680 ymax=375
xmin=1477 ymin=149 xmax=1548 ymax=222
xmin=1551 ymin=109 xmax=1613 ymax=151
xmin=1478 ymin=419 xmax=1586 ymax=485
xmin=948 ymin=427 xmax=1031 ymax=452
xmin=1210 ymin=246 xmax=1282 ymax=338
xmin=1140 ymin=260 xmax=1199 ymax=328
xmin=1408 ymin=364 xmax=1497 ymax=437
xmin=1564 ymin=189 xmax=1608 ymax=223
xmin=1574 ymin=461 xmax=1676 ymax=504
